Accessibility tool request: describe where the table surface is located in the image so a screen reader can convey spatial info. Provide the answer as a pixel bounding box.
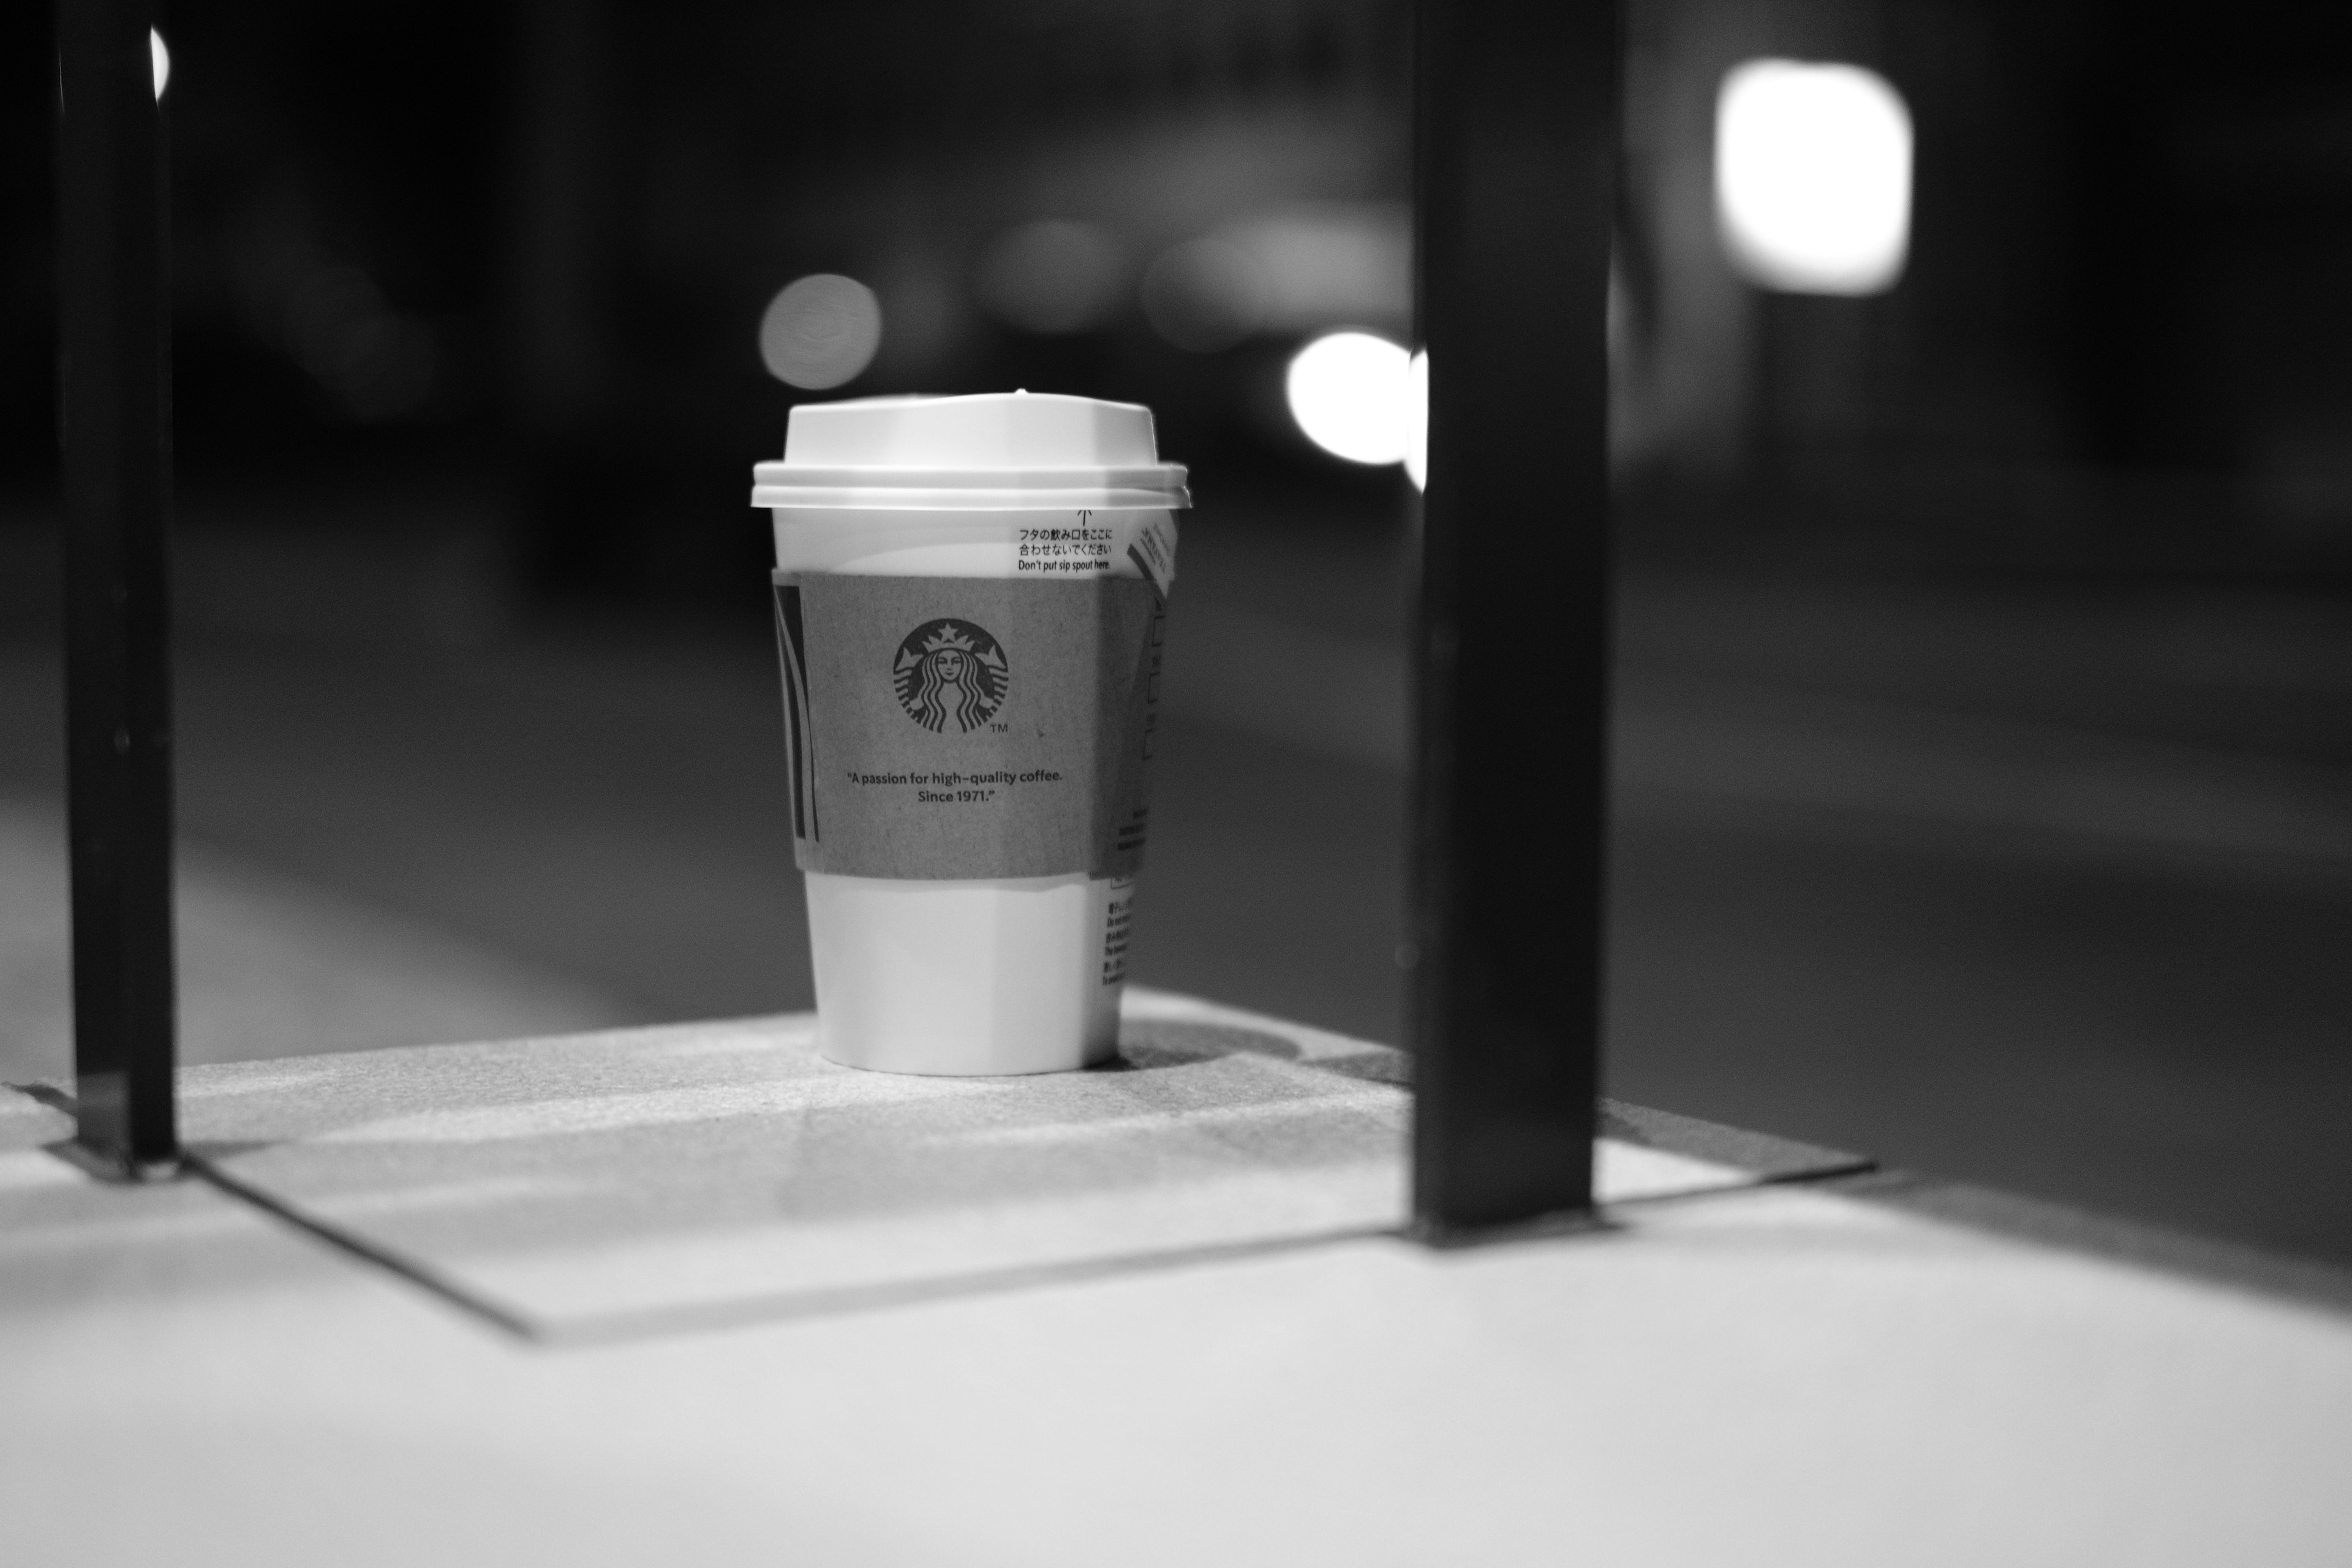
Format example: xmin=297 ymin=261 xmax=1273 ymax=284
xmin=5 ymin=995 xmax=2350 ymax=1568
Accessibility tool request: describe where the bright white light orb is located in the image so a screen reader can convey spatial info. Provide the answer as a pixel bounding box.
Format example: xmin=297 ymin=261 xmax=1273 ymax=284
xmin=1286 ymin=331 xmax=1412 ymax=466
xmin=1716 ymin=59 xmax=1911 ymax=295
xmin=760 ymin=274 xmax=881 ymax=390
xmin=151 ymin=29 xmax=170 ymax=99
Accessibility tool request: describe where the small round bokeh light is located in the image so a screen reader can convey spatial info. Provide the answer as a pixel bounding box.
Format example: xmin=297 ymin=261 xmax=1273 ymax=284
xmin=760 ymin=274 xmax=883 ymax=390
xmin=1286 ymin=330 xmax=1416 ymax=470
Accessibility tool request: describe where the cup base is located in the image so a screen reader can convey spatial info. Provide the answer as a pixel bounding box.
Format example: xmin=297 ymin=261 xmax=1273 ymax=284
xmin=805 ymin=870 xmax=1125 ymax=1076
xmin=816 ymin=1034 xmax=1119 ymax=1079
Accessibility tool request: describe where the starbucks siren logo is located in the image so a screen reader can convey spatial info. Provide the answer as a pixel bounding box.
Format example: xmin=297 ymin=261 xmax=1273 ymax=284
xmin=893 ymin=618 xmax=1009 ymax=733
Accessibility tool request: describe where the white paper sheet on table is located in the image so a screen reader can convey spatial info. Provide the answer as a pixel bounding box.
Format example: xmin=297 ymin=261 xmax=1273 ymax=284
xmin=168 ymin=989 xmax=1863 ymax=1340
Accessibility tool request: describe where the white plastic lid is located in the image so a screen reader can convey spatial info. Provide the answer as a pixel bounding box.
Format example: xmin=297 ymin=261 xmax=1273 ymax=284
xmin=752 ymin=391 xmax=1191 ymax=511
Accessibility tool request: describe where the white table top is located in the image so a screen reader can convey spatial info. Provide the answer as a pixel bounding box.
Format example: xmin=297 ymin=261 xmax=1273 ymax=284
xmin=4 ymin=998 xmax=2349 ymax=1567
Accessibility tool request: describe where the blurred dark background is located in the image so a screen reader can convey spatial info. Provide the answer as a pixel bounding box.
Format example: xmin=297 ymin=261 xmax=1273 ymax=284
xmin=6 ymin=0 xmax=2352 ymax=1265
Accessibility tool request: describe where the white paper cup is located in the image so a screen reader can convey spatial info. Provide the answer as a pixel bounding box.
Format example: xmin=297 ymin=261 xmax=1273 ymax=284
xmin=752 ymin=393 xmax=1188 ymax=1075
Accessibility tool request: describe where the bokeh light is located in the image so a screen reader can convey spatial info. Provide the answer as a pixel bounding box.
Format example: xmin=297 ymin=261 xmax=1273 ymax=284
xmin=974 ymin=220 xmax=1123 ymax=335
xmin=1141 ymin=238 xmax=1268 ymax=353
xmin=759 ymin=274 xmax=883 ymax=390
xmin=1285 ymin=331 xmax=1413 ymax=467
xmin=151 ymin=28 xmax=170 ymax=99
xmin=1219 ymin=205 xmax=1410 ymax=335
xmin=1715 ymin=59 xmax=1912 ymax=295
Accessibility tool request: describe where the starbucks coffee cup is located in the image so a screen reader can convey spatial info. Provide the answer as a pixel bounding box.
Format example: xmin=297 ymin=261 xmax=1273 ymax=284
xmin=751 ymin=392 xmax=1189 ymax=1074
